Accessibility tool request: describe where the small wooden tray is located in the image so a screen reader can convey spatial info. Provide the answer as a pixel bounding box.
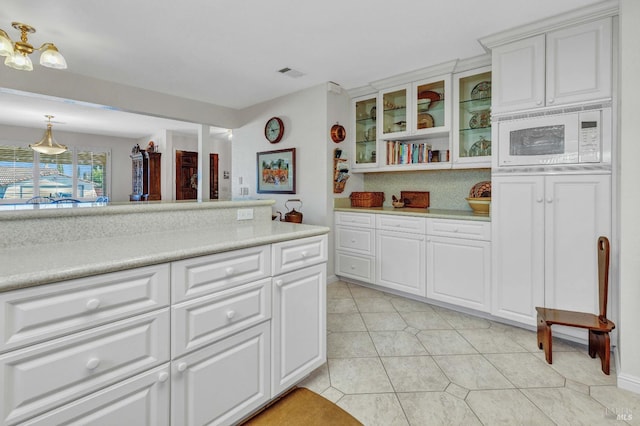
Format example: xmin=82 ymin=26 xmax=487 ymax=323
xmin=401 ymin=191 xmax=430 ymax=208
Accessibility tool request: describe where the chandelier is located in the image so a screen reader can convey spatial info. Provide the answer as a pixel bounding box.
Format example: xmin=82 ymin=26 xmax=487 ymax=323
xmin=30 ymin=115 xmax=68 ymax=155
xmin=0 ymin=22 xmax=67 ymax=71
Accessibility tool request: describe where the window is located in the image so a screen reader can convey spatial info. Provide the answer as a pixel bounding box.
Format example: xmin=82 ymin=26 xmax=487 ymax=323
xmin=0 ymin=144 xmax=110 ymax=202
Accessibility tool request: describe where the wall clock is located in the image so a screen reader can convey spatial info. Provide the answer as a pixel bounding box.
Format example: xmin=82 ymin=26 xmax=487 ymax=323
xmin=330 ymin=123 xmax=346 ymax=143
xmin=265 ymin=116 xmax=284 ymax=143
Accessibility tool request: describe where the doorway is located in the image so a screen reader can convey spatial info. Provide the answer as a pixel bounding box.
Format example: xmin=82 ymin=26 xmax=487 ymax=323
xmin=210 ymin=153 xmax=219 ymax=200
xmin=176 ymin=150 xmax=198 ymax=200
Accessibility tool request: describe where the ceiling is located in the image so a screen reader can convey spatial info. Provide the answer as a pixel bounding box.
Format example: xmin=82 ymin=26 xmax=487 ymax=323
xmin=0 ymin=0 xmax=605 ymax=138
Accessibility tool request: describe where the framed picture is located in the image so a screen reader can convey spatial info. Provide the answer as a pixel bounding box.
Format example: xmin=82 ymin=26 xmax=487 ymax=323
xmin=257 ymin=148 xmax=296 ymax=194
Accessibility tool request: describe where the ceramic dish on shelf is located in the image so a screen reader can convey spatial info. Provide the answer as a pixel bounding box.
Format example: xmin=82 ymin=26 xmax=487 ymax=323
xmin=469 ymin=110 xmax=491 ymax=129
xmin=468 ymin=137 xmax=491 ymax=157
xmin=417 ymin=113 xmax=434 ymax=129
xmin=470 ymin=81 xmax=491 ymax=100
xmin=418 ymin=90 xmax=441 ymax=109
xmin=466 ymin=197 xmax=491 ymax=215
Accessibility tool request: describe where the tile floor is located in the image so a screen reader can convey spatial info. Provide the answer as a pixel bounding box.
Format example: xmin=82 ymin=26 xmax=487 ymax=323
xmin=299 ymin=281 xmax=640 ymax=426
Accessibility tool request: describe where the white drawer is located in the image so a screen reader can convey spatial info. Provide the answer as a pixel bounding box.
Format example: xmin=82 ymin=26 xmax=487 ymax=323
xmin=0 ymin=309 xmax=169 ymax=426
xmin=172 ymin=245 xmax=271 ymax=303
xmin=272 ymin=235 xmax=328 ymax=276
xmin=427 ymin=218 xmax=491 ymax=241
xmin=22 ymin=364 xmax=170 ymax=426
xmin=334 ymin=211 xmax=375 ymax=228
xmin=0 ymin=264 xmax=170 ymax=353
xmin=335 ymin=226 xmax=375 ymax=256
xmin=172 ymin=278 xmax=271 ymax=358
xmin=376 ymin=214 xmax=426 ymax=234
xmin=335 ymin=252 xmax=375 ymax=283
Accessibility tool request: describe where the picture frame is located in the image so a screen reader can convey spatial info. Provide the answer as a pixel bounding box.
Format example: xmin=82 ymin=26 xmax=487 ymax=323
xmin=257 ymin=148 xmax=296 ymax=194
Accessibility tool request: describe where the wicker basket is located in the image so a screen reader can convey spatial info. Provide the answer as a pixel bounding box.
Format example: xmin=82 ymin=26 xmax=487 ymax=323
xmin=349 ymin=192 xmax=385 ymax=207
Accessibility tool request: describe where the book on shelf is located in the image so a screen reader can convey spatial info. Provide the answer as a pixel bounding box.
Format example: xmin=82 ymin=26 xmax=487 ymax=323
xmin=386 ymin=141 xmax=437 ymax=165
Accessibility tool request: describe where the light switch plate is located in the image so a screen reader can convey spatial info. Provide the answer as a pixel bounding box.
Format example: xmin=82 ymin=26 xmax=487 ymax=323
xmin=237 ymin=208 xmax=253 ymax=220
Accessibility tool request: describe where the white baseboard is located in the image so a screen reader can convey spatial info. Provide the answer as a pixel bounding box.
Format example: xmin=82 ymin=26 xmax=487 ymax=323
xmin=617 ymin=372 xmax=640 ymax=395
xmin=326 ymin=274 xmax=339 ymax=284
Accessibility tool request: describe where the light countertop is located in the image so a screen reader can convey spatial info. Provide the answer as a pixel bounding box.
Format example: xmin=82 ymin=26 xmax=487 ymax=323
xmin=334 ymin=206 xmax=491 ymax=222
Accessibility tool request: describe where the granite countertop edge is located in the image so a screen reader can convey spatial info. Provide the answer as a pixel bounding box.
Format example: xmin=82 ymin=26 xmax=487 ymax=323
xmin=0 ymin=223 xmax=330 ymax=293
xmin=334 ymin=206 xmax=491 ymax=222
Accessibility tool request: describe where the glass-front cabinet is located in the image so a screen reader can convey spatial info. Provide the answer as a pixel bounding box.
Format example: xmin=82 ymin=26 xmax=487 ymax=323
xmin=353 ymin=94 xmax=379 ymax=168
xmin=380 ymin=85 xmax=410 ymax=139
xmin=412 ymin=75 xmax=451 ymax=136
xmin=453 ymin=66 xmax=492 ymax=168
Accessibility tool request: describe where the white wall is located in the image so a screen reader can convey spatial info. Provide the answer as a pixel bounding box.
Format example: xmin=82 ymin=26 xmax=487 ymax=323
xmin=0 ymin=123 xmax=135 ymax=202
xmin=617 ymin=0 xmax=640 ymax=394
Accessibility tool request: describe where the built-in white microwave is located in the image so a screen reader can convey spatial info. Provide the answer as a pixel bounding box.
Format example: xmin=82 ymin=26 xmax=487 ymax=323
xmin=497 ymin=107 xmax=611 ymax=167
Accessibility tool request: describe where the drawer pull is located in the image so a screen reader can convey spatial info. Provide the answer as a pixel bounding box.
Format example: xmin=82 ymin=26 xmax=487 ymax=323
xmin=158 ymin=372 xmax=169 ymax=383
xmin=226 ymin=310 xmax=236 ymax=320
xmin=177 ymin=362 xmax=188 ymax=372
xmin=276 ymin=279 xmax=284 ymax=288
xmin=225 ymin=267 xmax=235 ymax=276
xmin=351 ymin=239 xmax=356 ymax=243
xmin=350 ymin=265 xmax=356 ymax=270
xmin=453 ymin=228 xmax=459 ymax=233
xmin=86 ymin=357 xmax=101 ymax=370
xmin=300 ymin=251 xmax=308 ymax=258
xmin=86 ymin=298 xmax=101 ymax=311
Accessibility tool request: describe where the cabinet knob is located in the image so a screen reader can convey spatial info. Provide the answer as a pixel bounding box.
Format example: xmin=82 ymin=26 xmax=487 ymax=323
xmin=536 ymin=100 xmax=543 ymax=106
xmin=177 ymin=362 xmax=188 ymax=372
xmin=276 ymin=280 xmax=284 ymax=287
xmin=225 ymin=267 xmax=235 ymax=276
xmin=300 ymin=251 xmax=308 ymax=258
xmin=86 ymin=357 xmax=101 ymax=370
xmin=350 ymin=239 xmax=356 ymax=243
xmin=546 ymin=198 xmax=553 ymax=204
xmin=453 ymin=228 xmax=459 ymax=233
xmin=548 ymin=98 xmax=554 ymax=104
xmin=350 ymin=265 xmax=356 ymax=270
xmin=226 ymin=310 xmax=236 ymax=320
xmin=86 ymin=298 xmax=101 ymax=311
xmin=536 ymin=198 xmax=543 ymax=203
xmin=158 ymin=372 xmax=169 ymax=383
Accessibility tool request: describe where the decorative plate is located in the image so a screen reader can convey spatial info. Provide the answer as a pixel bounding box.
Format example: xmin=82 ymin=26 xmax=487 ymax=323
xmin=417 ymin=113 xmax=434 ymax=129
xmin=471 ymin=81 xmax=491 ymax=100
xmin=418 ymin=90 xmax=441 ymax=109
xmin=468 ymin=137 xmax=492 ymax=158
xmin=469 ymin=110 xmax=491 ymax=129
xmin=469 ymin=180 xmax=492 ymax=198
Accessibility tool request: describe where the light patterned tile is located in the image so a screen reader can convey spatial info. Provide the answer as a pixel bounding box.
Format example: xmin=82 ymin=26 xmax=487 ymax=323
xmin=466 ymin=389 xmax=555 ymax=425
xmin=445 ymin=382 xmax=469 ymax=400
xmin=433 ymin=354 xmax=514 ymax=390
xmin=320 ymin=386 xmax=343 ymax=404
xmin=381 ymin=356 xmax=450 ymax=392
xmin=370 ymin=331 xmax=428 ymax=356
xmin=417 ymin=330 xmax=478 ymax=355
xmin=362 ymin=312 xmax=407 ymax=331
xmin=348 ymin=285 xmax=391 ymax=299
xmin=355 ymin=297 xmax=397 ymax=313
xmin=390 ymin=297 xmax=435 ymax=312
xmin=337 ymin=393 xmax=408 ymax=426
xmin=432 ymin=307 xmax=492 ymax=329
xmin=590 ymin=385 xmax=640 ymax=424
xmin=327 ymin=282 xmax=353 ymax=299
xmin=533 ymin=350 xmax=617 ymax=386
xmin=329 ymin=358 xmax=394 ymax=394
xmin=398 ymin=392 xmax=481 ymax=426
xmin=400 ymin=311 xmax=452 ymax=330
xmin=522 ymin=387 xmax=620 ymax=425
xmin=458 ymin=328 xmax=528 ymax=353
xmin=484 ymin=352 xmax=565 ymax=388
xmin=327 ymin=312 xmax=366 ymax=332
xmin=327 ymin=331 xmax=378 ymax=358
xmin=328 ymin=297 xmax=359 ymax=314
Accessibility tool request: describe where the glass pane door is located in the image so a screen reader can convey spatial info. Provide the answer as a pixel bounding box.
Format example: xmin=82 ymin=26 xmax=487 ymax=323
xmin=382 ymin=87 xmax=408 ymax=137
xmin=458 ymin=71 xmax=492 ymax=159
xmin=354 ymin=95 xmax=378 ymax=166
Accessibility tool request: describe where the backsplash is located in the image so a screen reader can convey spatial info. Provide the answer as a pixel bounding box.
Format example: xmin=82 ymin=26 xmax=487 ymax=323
xmin=363 ymin=169 xmax=491 ymax=210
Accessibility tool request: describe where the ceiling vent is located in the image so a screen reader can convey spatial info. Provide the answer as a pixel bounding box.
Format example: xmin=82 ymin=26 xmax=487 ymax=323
xmin=278 ymin=67 xmax=305 ymax=78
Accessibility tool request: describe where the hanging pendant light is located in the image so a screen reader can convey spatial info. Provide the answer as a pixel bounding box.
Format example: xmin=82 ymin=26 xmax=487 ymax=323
xmin=30 ymin=115 xmax=67 ymax=155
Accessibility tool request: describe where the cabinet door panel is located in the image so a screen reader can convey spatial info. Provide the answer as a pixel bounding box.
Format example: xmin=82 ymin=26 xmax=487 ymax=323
xmin=427 ymin=236 xmax=491 ymax=312
xmin=491 ymin=176 xmax=545 ymax=325
xmin=335 ymin=226 xmax=375 ymax=255
xmin=272 ymin=264 xmax=326 ymax=396
xmin=546 ymin=18 xmax=612 ymax=105
xmin=171 ymin=322 xmax=270 ymax=426
xmin=492 ymin=35 xmax=545 ymax=114
xmin=376 ymin=230 xmax=426 ymax=296
xmin=544 ymin=175 xmax=611 ymax=313
xmin=22 ymin=365 xmax=170 ymax=426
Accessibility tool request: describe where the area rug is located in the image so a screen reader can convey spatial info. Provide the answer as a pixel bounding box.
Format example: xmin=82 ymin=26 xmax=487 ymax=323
xmin=241 ymin=387 xmax=363 ymax=425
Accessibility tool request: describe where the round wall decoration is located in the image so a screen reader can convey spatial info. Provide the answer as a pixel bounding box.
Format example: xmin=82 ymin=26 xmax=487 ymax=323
xmin=330 ymin=123 xmax=346 ymax=143
xmin=265 ymin=117 xmax=284 ymax=143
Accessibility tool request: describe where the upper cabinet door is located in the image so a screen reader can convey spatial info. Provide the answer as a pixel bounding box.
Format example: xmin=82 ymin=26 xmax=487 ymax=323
xmin=412 ymin=74 xmax=451 ymax=136
xmin=380 ymin=84 xmax=411 ymax=139
xmin=492 ymin=35 xmax=545 ymax=114
xmin=546 ymin=18 xmax=612 ymax=107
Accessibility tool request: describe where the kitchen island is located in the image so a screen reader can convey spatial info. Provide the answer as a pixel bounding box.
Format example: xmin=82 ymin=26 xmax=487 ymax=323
xmin=0 ymin=200 xmax=329 ymax=425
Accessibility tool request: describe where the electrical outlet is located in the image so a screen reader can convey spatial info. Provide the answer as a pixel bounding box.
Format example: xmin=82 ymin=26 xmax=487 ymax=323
xmin=237 ymin=208 xmax=253 ymax=220
xmin=240 ymin=186 xmax=249 ymax=196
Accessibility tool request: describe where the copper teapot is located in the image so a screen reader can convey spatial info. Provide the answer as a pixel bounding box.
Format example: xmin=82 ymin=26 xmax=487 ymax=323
xmin=280 ymin=199 xmax=303 ymax=223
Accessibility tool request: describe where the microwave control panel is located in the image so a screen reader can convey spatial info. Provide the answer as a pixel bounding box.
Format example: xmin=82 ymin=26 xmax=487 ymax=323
xmin=578 ymin=110 xmax=601 ymax=163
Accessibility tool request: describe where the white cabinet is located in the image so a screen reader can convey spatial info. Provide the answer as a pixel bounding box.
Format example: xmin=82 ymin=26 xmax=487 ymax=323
xmin=171 ymin=322 xmax=271 ymax=426
xmin=492 ymin=174 xmax=611 ymax=328
xmin=335 ymin=212 xmax=376 ymax=282
xmin=492 ymin=18 xmax=612 ymax=114
xmin=375 ymin=215 xmax=427 ymax=296
xmin=272 ymin=263 xmax=326 ymax=396
xmin=426 ymin=219 xmax=492 ymax=312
